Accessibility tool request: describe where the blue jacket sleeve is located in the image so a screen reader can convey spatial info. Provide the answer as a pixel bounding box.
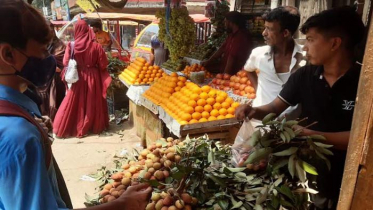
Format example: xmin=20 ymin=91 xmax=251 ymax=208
xmin=0 ymin=136 xmax=61 ymax=210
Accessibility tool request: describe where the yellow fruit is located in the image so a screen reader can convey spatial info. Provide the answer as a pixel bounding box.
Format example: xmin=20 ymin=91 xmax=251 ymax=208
xmin=189 ymin=119 xmax=198 ymax=124
xmin=213 ymin=103 xmax=222 ymax=110
xmin=219 ymin=108 xmax=228 ymax=116
xmin=217 ymin=115 xmax=226 ymax=120
xmin=206 ymin=98 xmax=215 ymax=106
xmin=201 ymin=85 xmax=211 ymax=93
xmin=210 ymin=109 xmax=219 ymax=117
xmin=201 ymin=111 xmax=210 ymax=119
xmin=197 ymin=99 xmax=207 ymax=107
xmin=200 ymin=92 xmax=208 ymax=100
xmin=225 ymin=97 xmax=234 ymax=105
xmin=204 ymin=104 xmax=212 ymax=112
xmin=208 ymin=116 xmax=217 ymax=121
xmin=199 ymin=118 xmax=208 ymax=123
xmin=185 ymin=106 xmax=194 ymax=114
xmin=231 ymin=102 xmax=240 ymax=108
xmin=195 ymin=106 xmax=204 ymax=113
xmin=225 ymin=114 xmax=235 ymax=118
xmin=208 ymin=90 xmax=217 ymax=98
xmin=190 ymin=94 xmax=200 ymax=101
xmin=227 ymin=107 xmax=235 ymax=115
xmin=188 ymin=100 xmax=197 ymax=108
xmin=181 ymin=113 xmax=192 ymax=122
xmin=216 ymin=96 xmax=225 ymax=103
xmin=221 ymin=102 xmax=230 ymax=109
xmin=192 ymin=112 xmax=202 ymax=120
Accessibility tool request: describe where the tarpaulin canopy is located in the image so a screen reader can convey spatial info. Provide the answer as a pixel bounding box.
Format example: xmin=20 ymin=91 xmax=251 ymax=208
xmin=83 ymin=12 xmax=210 ymax=23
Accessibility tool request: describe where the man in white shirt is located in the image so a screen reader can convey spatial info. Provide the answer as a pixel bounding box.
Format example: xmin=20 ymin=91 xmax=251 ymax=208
xmin=244 ymin=6 xmax=306 ymax=120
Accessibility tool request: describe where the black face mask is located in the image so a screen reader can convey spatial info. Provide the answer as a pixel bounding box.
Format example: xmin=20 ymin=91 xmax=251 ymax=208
xmin=0 ymin=50 xmax=56 ymax=88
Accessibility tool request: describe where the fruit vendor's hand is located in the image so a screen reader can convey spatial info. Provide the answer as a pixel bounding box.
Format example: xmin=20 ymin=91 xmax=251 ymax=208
xmin=119 ymin=183 xmax=152 ymax=210
xmin=235 ymin=104 xmax=255 ymax=121
xmin=293 ymin=125 xmax=313 ymax=136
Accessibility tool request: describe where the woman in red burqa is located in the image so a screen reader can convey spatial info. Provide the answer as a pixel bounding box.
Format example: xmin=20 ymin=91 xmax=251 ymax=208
xmin=53 ymin=20 xmax=111 ymax=138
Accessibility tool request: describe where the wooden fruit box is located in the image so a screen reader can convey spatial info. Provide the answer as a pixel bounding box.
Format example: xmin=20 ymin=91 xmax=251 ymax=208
xmin=139 ymin=95 xmax=159 ymax=115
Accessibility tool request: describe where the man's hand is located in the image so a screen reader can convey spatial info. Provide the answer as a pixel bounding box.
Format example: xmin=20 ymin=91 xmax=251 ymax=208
xmin=35 ymin=117 xmax=49 ymax=133
xmin=235 ymin=104 xmax=255 ymax=121
xmin=118 ymin=184 xmax=152 ymax=210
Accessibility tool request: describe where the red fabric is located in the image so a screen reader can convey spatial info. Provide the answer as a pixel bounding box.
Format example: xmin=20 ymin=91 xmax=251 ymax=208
xmin=0 ymin=100 xmax=52 ymax=168
xmin=74 ymin=20 xmax=94 ymax=54
xmin=222 ymin=29 xmax=253 ymax=75
xmin=53 ymin=25 xmax=112 ymax=138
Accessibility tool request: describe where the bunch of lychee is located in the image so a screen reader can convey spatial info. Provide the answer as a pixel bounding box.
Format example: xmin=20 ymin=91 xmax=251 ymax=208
xmin=146 ymin=189 xmax=197 ymax=210
xmin=99 ymin=137 xmax=184 ymax=204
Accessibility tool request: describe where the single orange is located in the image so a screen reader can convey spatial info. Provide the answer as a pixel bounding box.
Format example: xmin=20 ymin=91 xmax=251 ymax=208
xmin=216 ymin=96 xmax=225 ymax=103
xmin=189 ymin=119 xmax=198 ymax=124
xmin=185 ymin=106 xmax=194 ymax=114
xmin=210 ymin=109 xmax=219 ymax=117
xmin=197 ymin=99 xmax=207 ymax=107
xmin=190 ymin=93 xmax=200 ymax=101
xmin=218 ymin=91 xmax=228 ymax=99
xmin=221 ymin=102 xmax=230 ymax=109
xmin=206 ymin=98 xmax=215 ymax=106
xmin=217 ymin=115 xmax=226 ymax=120
xmin=200 ymin=92 xmax=209 ymax=100
xmin=201 ymin=85 xmax=211 ymax=93
xmin=227 ymin=107 xmax=235 ymax=115
xmin=219 ymin=108 xmax=228 ymax=116
xmin=225 ymin=97 xmax=234 ymax=105
xmin=195 ymin=106 xmax=204 ymax=113
xmin=188 ymin=100 xmax=197 ymax=108
xmin=192 ymin=112 xmax=202 ymax=120
xmin=181 ymin=113 xmax=192 ymax=121
xmin=213 ymin=103 xmax=222 ymax=110
xmin=231 ymin=102 xmax=240 ymax=108
xmin=201 ymin=111 xmax=210 ymax=119
xmin=199 ymin=118 xmax=208 ymax=123
xmin=180 ymin=120 xmax=188 ymax=125
xmin=170 ymin=72 xmax=178 ymax=77
xmin=208 ymin=116 xmax=217 ymax=121
xmin=225 ymin=114 xmax=235 ymax=118
xmin=178 ymin=76 xmax=187 ymax=82
xmin=204 ymin=104 xmax=213 ymax=112
xmin=208 ymin=90 xmax=217 ymax=98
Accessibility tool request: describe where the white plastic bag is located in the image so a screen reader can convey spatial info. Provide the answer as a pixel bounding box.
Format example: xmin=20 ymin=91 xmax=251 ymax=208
xmin=65 ymin=42 xmax=79 ymax=84
xmin=231 ymin=121 xmax=255 ymax=167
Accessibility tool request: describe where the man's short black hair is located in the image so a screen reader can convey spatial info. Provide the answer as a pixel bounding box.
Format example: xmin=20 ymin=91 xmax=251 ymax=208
xmin=90 ymin=21 xmax=102 ymax=29
xmin=300 ymin=6 xmax=365 ymax=50
xmin=263 ymin=6 xmax=300 ymax=35
xmin=225 ymin=11 xmax=246 ymax=29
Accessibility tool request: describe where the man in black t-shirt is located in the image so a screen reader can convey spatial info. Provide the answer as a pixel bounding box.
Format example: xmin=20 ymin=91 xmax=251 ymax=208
xmin=236 ymin=7 xmax=365 ymax=210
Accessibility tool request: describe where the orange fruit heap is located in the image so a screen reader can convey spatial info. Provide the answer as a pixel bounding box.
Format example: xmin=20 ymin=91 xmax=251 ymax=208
xmin=143 ymin=73 xmax=186 ymax=105
xmin=181 ymin=64 xmax=213 ymax=79
xmin=161 ymin=84 xmax=240 ymax=125
xmin=119 ymin=57 xmax=164 ymax=85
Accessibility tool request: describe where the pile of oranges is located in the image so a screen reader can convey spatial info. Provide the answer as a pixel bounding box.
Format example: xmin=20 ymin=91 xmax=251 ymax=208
xmin=162 ymin=83 xmax=240 ymax=125
xmin=182 ymin=64 xmax=213 ymax=79
xmin=143 ymin=73 xmax=187 ymax=105
xmin=119 ymin=57 xmax=164 ymax=85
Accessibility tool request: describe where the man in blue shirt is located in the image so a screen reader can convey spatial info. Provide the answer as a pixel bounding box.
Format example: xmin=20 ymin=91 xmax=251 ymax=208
xmin=0 ymin=1 xmax=151 ymax=209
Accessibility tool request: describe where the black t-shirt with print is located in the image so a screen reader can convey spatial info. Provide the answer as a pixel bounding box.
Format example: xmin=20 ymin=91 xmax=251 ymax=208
xmin=279 ymin=64 xmax=360 ymax=132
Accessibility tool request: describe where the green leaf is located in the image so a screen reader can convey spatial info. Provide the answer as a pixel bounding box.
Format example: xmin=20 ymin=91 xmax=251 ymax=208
xmin=256 ymin=187 xmax=268 ymax=205
xmin=282 ymin=131 xmax=291 ymax=143
xmin=271 ymin=195 xmax=280 ymax=209
xmin=288 ymin=154 xmax=296 ymax=178
xmin=227 ymin=167 xmax=246 ymax=173
xmin=284 ymin=127 xmax=296 ymax=138
xmin=208 ymin=149 xmax=216 ymax=165
xmin=274 ymin=176 xmax=284 ymax=187
xmin=280 ymin=118 xmax=286 ymax=131
xmin=272 ymin=159 xmax=289 ymax=171
xmin=315 ymin=149 xmax=331 ymax=170
xmin=301 ymin=161 xmax=318 ymax=175
xmin=295 ymin=160 xmax=306 ymax=183
xmin=235 ymin=172 xmax=247 ymax=179
xmin=284 ymin=120 xmax=298 ymax=127
xmin=262 ymin=113 xmax=277 ymax=125
xmin=280 ymin=133 xmax=286 ymax=142
xmin=319 ymin=147 xmax=334 ymax=156
xmin=231 ymin=197 xmax=243 ymax=209
xmin=280 ymin=199 xmax=294 ymax=208
xmin=273 ymin=147 xmax=298 ymax=156
xmin=276 ymin=185 xmax=294 ymax=202
xmin=147 ymin=179 xmax=160 ymax=187
xmin=205 ymin=174 xmax=227 ymax=188
xmin=254 ymin=204 xmax=263 ymax=210
xmin=314 ymin=142 xmax=333 ymax=148
xmin=244 ymin=148 xmax=272 ymax=165
xmin=310 ymin=134 xmax=327 ymax=141
xmin=265 ymin=120 xmax=280 ymax=125
xmin=249 ymin=130 xmax=261 ymax=147
xmin=217 ymin=199 xmax=229 ymax=210
xmin=171 ymin=171 xmax=185 ymax=180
